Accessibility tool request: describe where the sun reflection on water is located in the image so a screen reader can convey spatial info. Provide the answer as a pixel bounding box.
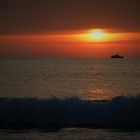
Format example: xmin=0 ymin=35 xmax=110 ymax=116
xmin=85 ymin=88 xmax=113 ymax=100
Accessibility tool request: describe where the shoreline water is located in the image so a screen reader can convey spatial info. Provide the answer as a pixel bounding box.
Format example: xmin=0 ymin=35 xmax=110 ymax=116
xmin=0 ymin=127 xmax=140 ymax=140
xmin=0 ymin=96 xmax=140 ymax=129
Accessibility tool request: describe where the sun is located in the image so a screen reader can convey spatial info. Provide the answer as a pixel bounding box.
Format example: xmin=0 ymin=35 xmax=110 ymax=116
xmin=87 ymin=29 xmax=108 ymax=42
xmin=90 ymin=29 xmax=105 ymax=38
xmin=69 ymin=28 xmax=112 ymax=43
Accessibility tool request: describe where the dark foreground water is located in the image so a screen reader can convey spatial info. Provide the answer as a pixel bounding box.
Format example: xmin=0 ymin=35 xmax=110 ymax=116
xmin=0 ymin=128 xmax=140 ymax=140
xmin=0 ymin=96 xmax=140 ymax=140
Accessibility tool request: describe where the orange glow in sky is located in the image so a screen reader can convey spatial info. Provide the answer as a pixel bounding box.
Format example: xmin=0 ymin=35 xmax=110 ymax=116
xmin=47 ymin=29 xmax=110 ymax=43
xmin=0 ymin=28 xmax=140 ymax=58
xmin=47 ymin=29 xmax=140 ymax=44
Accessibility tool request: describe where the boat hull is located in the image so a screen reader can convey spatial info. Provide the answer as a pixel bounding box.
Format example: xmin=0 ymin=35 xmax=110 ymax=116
xmin=111 ymin=56 xmax=124 ymax=58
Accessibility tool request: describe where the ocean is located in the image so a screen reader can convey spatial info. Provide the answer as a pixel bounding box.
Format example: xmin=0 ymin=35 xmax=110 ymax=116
xmin=0 ymin=58 xmax=140 ymax=99
xmin=0 ymin=128 xmax=140 ymax=140
xmin=0 ymin=58 xmax=140 ymax=139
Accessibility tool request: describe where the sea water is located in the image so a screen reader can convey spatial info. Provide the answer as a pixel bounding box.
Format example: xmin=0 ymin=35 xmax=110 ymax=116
xmin=0 ymin=58 xmax=140 ymax=100
xmin=0 ymin=128 xmax=140 ymax=140
xmin=0 ymin=58 xmax=140 ymax=140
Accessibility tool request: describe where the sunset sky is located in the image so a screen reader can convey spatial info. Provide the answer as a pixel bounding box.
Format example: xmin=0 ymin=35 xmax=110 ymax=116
xmin=0 ymin=0 xmax=140 ymax=58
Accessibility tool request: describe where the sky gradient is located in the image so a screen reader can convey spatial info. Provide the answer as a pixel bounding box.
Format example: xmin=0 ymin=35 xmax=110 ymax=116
xmin=0 ymin=0 xmax=140 ymax=58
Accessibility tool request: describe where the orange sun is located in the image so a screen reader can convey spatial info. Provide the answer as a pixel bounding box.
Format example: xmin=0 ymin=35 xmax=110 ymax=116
xmin=77 ymin=28 xmax=110 ymax=42
xmin=88 ymin=29 xmax=107 ymax=41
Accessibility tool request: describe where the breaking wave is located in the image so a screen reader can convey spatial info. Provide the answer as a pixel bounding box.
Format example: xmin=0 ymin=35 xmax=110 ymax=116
xmin=0 ymin=96 xmax=140 ymax=128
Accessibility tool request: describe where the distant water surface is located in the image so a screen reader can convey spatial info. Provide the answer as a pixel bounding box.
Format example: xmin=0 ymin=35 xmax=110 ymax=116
xmin=0 ymin=58 xmax=140 ymax=100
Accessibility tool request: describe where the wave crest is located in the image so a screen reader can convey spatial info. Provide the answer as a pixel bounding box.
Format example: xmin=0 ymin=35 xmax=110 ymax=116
xmin=0 ymin=96 xmax=140 ymax=128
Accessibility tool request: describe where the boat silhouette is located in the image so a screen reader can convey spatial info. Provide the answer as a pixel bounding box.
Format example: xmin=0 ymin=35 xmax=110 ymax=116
xmin=111 ymin=53 xmax=124 ymax=58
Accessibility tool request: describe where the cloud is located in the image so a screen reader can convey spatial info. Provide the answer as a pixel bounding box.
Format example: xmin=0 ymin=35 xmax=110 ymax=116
xmin=0 ymin=0 xmax=140 ymax=34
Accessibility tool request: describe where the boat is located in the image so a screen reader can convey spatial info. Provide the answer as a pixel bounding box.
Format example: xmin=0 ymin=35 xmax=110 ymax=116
xmin=111 ymin=53 xmax=124 ymax=58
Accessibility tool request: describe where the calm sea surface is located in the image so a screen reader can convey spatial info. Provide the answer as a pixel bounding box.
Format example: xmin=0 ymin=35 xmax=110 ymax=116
xmin=0 ymin=58 xmax=140 ymax=100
